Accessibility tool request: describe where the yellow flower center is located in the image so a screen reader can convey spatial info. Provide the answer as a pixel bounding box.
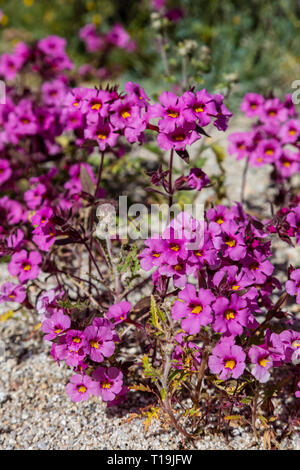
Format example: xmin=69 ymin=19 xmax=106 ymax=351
xmin=23 ymin=264 xmax=31 ymax=271
xmin=289 ymin=129 xmax=296 ymax=135
xmin=78 ymin=385 xmax=87 ymax=393
xmin=22 ymin=118 xmax=29 ymax=124
xmin=216 ymin=218 xmax=224 ymax=224
xmin=101 ymin=381 xmax=111 ymax=389
xmin=283 ymin=161 xmax=291 ymax=167
xmin=265 ymin=149 xmax=274 ymax=155
xmin=225 ymin=359 xmax=236 ymax=370
xmin=268 ymin=110 xmax=277 ymax=116
xmin=257 ymin=157 xmax=263 ymax=163
xmin=54 ymin=328 xmax=62 ymax=334
xmin=250 ymin=103 xmax=257 ymax=109
xmin=73 ymin=337 xmax=81 ymax=343
xmin=152 ymin=251 xmax=160 ymax=258
xmin=90 ymin=340 xmax=99 ymax=349
xmin=73 ymin=101 xmax=79 ymax=107
xmin=9 ymin=294 xmax=15 ymax=299
xmin=91 ymin=102 xmax=102 ymax=110
xmin=194 ymin=250 xmax=202 ymax=257
xmin=121 ymin=110 xmax=131 ymax=119
xmin=292 ymin=341 xmax=300 ymax=349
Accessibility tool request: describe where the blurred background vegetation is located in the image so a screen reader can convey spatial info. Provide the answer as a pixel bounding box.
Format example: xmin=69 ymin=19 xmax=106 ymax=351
xmin=1 ymin=0 xmax=299 ymax=111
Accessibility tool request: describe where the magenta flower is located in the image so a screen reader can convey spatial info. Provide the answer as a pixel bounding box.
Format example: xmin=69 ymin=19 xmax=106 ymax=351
xmin=66 ymin=374 xmax=100 ymax=402
xmin=286 ymin=269 xmax=300 ymax=304
xmin=210 ymin=93 xmax=232 ymax=131
xmin=0 ymin=53 xmax=23 ymax=80
xmin=172 ymin=332 xmax=202 ymax=370
xmin=125 ymin=82 xmax=150 ymax=106
xmin=248 ymin=345 xmax=273 ymax=383
xmin=36 ymin=288 xmax=64 ymax=318
xmin=84 ymin=117 xmax=119 ymax=151
xmin=212 ymin=294 xmax=250 ymax=337
xmin=106 ymin=385 xmax=129 ymax=407
xmin=206 ymin=204 xmax=231 ymax=235
xmin=138 ymin=237 xmax=167 ymax=271
xmin=83 ymin=325 xmax=115 ymax=362
xmin=276 ymin=330 xmax=300 ymax=364
xmin=187 ymin=168 xmax=210 ymax=191
xmin=172 ymin=284 xmax=215 ymax=334
xmin=228 ymin=132 xmax=251 ymax=160
xmin=182 ymin=89 xmax=217 ymax=127
xmin=0 ymin=282 xmax=26 ymax=304
xmin=287 ymin=206 xmax=300 ymax=244
xmin=65 ymin=87 xmax=89 ymax=111
xmin=82 ymin=88 xmax=111 ymax=122
xmin=279 ymin=119 xmax=300 ymax=144
xmin=261 ymin=98 xmax=288 ymax=123
xmin=243 ymin=255 xmax=274 ymax=284
xmin=110 ymin=96 xmax=140 ymax=129
xmin=0 ymin=159 xmax=12 ymax=185
xmin=106 ymin=301 xmax=132 ymax=325
xmin=274 ymin=150 xmax=299 ymax=179
xmin=107 ymin=23 xmax=135 ymax=51
xmin=296 ymin=382 xmax=300 ymax=398
xmin=92 ymin=366 xmax=123 ymax=402
xmin=208 ymin=338 xmax=246 ymax=380
xmin=0 ymin=196 xmax=23 ymax=226
xmin=42 ymin=311 xmax=71 ymax=341
xmin=162 ymin=227 xmax=189 ymax=264
xmin=24 ymin=183 xmax=47 ymax=210
xmin=42 ymin=79 xmax=67 ymax=105
xmin=149 ymin=91 xmax=185 ymax=132
xmin=79 ymin=24 xmax=105 ymax=52
xmin=8 ymin=250 xmax=42 ymax=284
xmin=213 ymin=220 xmax=247 ymax=261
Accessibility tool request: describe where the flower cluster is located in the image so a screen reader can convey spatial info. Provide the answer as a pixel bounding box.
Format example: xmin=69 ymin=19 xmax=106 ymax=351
xmin=139 ymin=205 xmax=300 ymax=393
xmin=228 ymin=93 xmax=300 ymax=180
xmin=264 ymin=194 xmax=300 ymax=246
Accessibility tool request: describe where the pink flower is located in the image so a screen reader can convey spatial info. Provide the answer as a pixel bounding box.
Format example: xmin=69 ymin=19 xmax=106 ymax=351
xmin=187 ymin=168 xmax=210 ymax=191
xmin=157 ymin=122 xmax=200 ymax=151
xmin=42 ymin=311 xmax=71 ymax=341
xmin=83 ymin=325 xmax=115 ymax=362
xmin=92 ymin=366 xmax=123 ymax=402
xmin=8 ymin=250 xmax=42 ymax=284
xmin=0 ymin=159 xmax=12 ymax=185
xmin=172 ymin=284 xmax=215 ymax=335
xmin=248 ymin=345 xmax=273 ymax=383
